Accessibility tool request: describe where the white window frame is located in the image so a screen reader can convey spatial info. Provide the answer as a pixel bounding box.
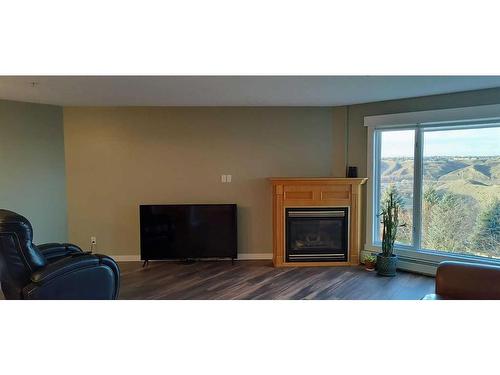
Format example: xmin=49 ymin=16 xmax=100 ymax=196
xmin=365 ymin=104 xmax=500 ymax=270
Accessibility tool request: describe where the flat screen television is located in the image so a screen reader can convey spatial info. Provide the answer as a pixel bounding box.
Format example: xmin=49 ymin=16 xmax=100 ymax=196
xmin=140 ymin=204 xmax=237 ymax=261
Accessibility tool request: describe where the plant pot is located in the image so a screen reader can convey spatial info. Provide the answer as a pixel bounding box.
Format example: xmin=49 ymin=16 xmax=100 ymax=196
xmin=365 ymin=261 xmax=376 ymax=271
xmin=376 ymin=254 xmax=398 ymax=277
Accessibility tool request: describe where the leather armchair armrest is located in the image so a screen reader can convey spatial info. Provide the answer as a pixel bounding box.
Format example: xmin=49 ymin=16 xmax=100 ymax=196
xmin=37 ymin=242 xmax=83 ymax=261
xmin=23 ymin=254 xmax=119 ymax=299
xmin=30 ymin=255 xmax=99 ymax=284
xmin=435 ymin=261 xmax=500 ymax=300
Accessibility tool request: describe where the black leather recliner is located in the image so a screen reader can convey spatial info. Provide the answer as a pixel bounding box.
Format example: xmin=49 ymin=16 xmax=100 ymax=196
xmin=0 ymin=209 xmax=120 ymax=299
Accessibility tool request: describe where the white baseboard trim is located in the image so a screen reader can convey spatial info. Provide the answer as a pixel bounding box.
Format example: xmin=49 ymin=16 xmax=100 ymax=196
xmin=110 ymin=253 xmax=272 ymax=262
xmin=111 ymin=255 xmax=141 ymax=262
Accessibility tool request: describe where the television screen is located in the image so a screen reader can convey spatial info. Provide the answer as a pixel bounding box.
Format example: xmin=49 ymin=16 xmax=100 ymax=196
xmin=140 ymin=204 xmax=237 ymax=260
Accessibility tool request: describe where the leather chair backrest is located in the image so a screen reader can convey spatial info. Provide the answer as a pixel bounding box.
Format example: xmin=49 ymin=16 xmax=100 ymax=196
xmin=0 ymin=209 xmax=47 ymax=290
xmin=436 ymin=261 xmax=500 ymax=299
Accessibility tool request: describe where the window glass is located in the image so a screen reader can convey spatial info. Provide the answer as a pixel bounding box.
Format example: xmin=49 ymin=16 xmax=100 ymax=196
xmin=377 ymin=130 xmax=415 ymax=245
xmin=421 ymin=127 xmax=500 ymax=258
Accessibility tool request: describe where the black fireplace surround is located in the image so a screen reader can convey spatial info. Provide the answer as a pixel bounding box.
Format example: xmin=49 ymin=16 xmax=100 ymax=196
xmin=285 ymin=207 xmax=348 ymax=262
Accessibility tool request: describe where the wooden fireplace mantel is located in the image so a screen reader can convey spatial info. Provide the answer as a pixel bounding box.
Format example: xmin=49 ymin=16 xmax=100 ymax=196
xmin=269 ymin=177 xmax=367 ymax=267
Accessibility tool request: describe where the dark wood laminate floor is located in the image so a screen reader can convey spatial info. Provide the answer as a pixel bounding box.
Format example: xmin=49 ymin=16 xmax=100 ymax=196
xmin=118 ymin=260 xmax=435 ymax=300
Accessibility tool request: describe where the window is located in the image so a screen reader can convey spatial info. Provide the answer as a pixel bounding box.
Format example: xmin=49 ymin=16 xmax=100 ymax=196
xmin=372 ymin=123 xmax=500 ymax=260
xmin=376 ymin=129 xmax=414 ymax=246
xmin=421 ymin=127 xmax=500 ymax=258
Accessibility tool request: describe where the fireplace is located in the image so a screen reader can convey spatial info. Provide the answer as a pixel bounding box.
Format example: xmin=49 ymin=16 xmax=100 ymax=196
xmin=269 ymin=177 xmax=366 ymax=267
xmin=286 ymin=207 xmax=348 ymax=262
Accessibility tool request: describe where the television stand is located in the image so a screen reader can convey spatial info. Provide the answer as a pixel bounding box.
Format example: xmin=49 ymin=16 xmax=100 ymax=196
xmin=142 ymin=260 xmax=149 ymax=268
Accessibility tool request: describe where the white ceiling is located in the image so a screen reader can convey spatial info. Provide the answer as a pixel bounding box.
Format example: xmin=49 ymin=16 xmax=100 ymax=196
xmin=1 ymin=76 xmax=500 ymax=107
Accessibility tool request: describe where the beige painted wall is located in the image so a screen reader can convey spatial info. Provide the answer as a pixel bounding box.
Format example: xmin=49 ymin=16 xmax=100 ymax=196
xmin=63 ymin=107 xmax=335 ymax=256
xmin=0 ymin=99 xmax=67 ymax=243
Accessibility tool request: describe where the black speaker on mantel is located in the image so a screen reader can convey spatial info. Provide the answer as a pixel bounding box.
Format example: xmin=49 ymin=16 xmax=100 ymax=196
xmin=347 ymin=166 xmax=358 ymax=178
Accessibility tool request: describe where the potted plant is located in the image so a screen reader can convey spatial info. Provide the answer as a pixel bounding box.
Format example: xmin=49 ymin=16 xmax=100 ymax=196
xmin=364 ymin=254 xmax=376 ymax=271
xmin=377 ymin=186 xmax=405 ymax=277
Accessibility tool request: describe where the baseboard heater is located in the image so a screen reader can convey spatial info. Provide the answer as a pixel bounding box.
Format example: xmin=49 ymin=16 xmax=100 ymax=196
xmin=396 ymin=255 xmax=439 ymax=276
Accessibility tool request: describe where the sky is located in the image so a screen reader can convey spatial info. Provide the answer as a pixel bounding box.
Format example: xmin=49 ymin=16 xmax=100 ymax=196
xmin=381 ymin=127 xmax=500 ymax=157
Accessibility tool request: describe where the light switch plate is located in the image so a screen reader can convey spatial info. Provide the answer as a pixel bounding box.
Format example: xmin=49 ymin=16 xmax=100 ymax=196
xmin=226 ymin=175 xmax=232 ymax=183
xmin=221 ymin=175 xmax=227 ymax=183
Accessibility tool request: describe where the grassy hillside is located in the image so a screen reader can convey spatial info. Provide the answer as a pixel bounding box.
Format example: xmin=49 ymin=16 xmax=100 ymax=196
xmin=381 ymin=156 xmax=500 ymax=207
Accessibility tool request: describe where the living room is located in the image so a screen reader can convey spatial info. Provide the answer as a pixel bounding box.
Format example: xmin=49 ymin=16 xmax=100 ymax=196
xmin=3 ymin=77 xmax=500 ymax=298
xmin=2 ymin=2 xmax=499 ymax=374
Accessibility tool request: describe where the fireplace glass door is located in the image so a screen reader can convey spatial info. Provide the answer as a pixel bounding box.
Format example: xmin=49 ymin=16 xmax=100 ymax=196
xmin=286 ymin=207 xmax=348 ymax=262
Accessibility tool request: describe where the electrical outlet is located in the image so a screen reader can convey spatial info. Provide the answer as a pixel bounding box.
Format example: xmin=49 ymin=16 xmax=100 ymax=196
xmin=91 ymin=236 xmax=97 ymax=245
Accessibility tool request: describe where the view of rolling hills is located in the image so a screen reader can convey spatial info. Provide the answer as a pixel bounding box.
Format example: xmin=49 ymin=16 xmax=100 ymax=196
xmin=379 ymin=155 xmax=500 ymax=258
xmin=381 ymin=155 xmax=500 ymax=205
